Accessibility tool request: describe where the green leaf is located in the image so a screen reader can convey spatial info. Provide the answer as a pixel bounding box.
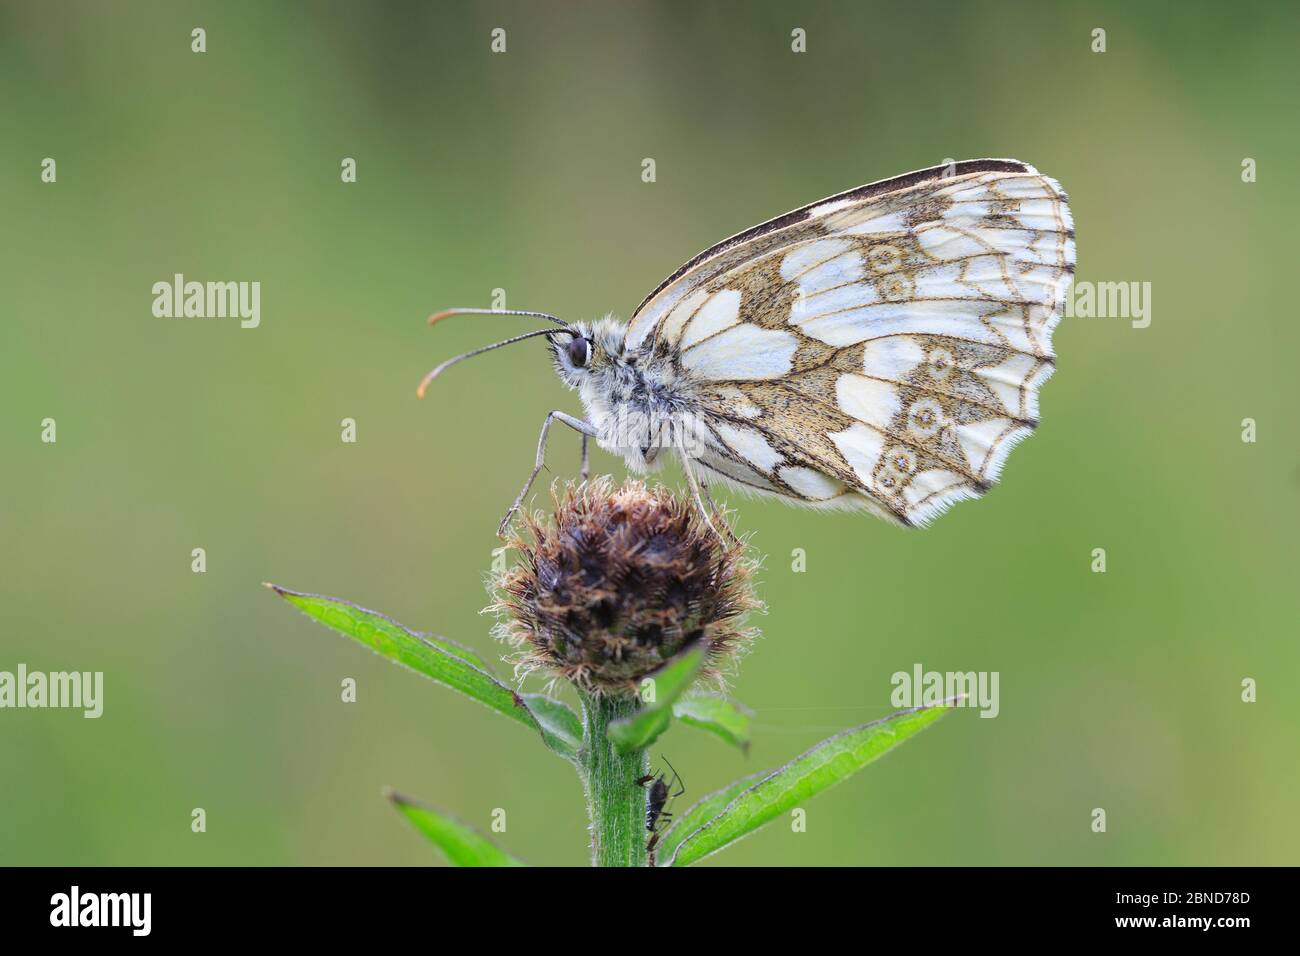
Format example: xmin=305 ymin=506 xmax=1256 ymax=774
xmin=521 ymin=692 xmax=583 ymax=756
xmin=607 ymin=643 xmax=707 ymax=754
xmin=386 ymin=789 xmax=524 ymax=867
xmin=666 ymin=700 xmax=958 ymax=866
xmin=265 ymin=584 xmax=578 ymax=760
xmin=672 ymin=694 xmax=753 ymax=753
xmin=419 ymin=633 xmax=496 ymax=674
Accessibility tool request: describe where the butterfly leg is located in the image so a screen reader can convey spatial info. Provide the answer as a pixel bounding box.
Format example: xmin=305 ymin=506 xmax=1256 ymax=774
xmin=699 ymin=479 xmax=725 ymax=519
xmin=698 ymin=480 xmax=743 ymax=545
xmin=677 ymin=452 xmax=740 ymax=546
xmin=499 ymin=411 xmax=600 ymax=537
xmin=579 ymin=432 xmax=590 ymax=483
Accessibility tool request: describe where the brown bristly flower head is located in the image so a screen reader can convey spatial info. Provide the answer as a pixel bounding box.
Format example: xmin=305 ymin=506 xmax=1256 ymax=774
xmin=490 ymin=477 xmax=761 ymax=696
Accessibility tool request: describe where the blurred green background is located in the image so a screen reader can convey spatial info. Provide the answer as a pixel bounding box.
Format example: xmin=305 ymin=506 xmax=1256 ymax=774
xmin=2 ymin=0 xmax=1297 ymax=866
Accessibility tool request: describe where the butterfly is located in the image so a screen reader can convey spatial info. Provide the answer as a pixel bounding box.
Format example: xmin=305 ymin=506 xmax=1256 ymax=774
xmin=418 ymin=159 xmax=1075 ymax=538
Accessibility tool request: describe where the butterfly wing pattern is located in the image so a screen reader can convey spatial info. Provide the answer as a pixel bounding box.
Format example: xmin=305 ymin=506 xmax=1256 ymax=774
xmin=623 ymin=159 xmax=1075 ymax=527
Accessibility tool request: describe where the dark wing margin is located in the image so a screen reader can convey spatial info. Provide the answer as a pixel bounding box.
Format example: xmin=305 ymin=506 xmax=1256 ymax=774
xmin=630 ymin=159 xmax=1032 ymax=321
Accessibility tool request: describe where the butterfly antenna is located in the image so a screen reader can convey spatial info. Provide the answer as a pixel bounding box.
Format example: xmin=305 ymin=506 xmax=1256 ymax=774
xmin=427 ymin=307 xmax=570 ymax=329
xmin=416 ymin=327 xmax=572 ymax=398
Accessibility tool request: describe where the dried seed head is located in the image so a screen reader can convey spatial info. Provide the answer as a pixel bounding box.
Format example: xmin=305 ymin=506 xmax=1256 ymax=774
xmin=490 ymin=478 xmax=760 ymax=696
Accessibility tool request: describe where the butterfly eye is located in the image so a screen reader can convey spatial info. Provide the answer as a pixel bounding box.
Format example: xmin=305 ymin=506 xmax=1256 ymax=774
xmin=567 ymin=336 xmax=593 ymax=368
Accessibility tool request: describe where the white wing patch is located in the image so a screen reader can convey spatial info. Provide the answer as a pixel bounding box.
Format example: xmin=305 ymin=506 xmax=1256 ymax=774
xmin=829 ymin=423 xmax=886 ymax=486
xmin=713 ymin=421 xmax=784 ymax=473
xmin=778 ymin=465 xmax=845 ymax=500
xmin=678 ymin=289 xmax=741 ymax=349
xmin=861 ymin=336 xmax=926 ymax=380
xmin=779 ymin=238 xmax=857 ymax=281
xmin=655 ymin=288 xmax=711 ymax=349
xmin=835 ymin=374 xmax=901 ymax=432
xmin=679 ymin=324 xmax=798 ymax=381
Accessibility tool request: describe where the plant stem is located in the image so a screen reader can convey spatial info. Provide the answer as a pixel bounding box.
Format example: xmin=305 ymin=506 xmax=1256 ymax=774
xmin=580 ymin=692 xmax=649 ymax=867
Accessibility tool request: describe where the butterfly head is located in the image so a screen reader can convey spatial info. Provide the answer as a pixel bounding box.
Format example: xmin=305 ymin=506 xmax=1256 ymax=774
xmin=417 ymin=308 xmax=629 ymax=400
xmin=548 ymin=316 xmax=626 ymax=388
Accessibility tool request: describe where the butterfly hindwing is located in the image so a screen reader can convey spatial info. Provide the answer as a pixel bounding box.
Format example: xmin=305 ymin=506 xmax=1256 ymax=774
xmin=625 ymin=159 xmax=1075 ymax=526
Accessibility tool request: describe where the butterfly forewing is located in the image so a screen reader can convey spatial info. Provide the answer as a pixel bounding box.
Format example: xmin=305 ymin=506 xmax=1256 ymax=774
xmin=625 ymin=159 xmax=1075 ymax=527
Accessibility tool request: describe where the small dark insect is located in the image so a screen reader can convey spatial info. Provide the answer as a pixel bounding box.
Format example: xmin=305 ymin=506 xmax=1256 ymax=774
xmin=637 ymin=757 xmax=685 ymax=863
